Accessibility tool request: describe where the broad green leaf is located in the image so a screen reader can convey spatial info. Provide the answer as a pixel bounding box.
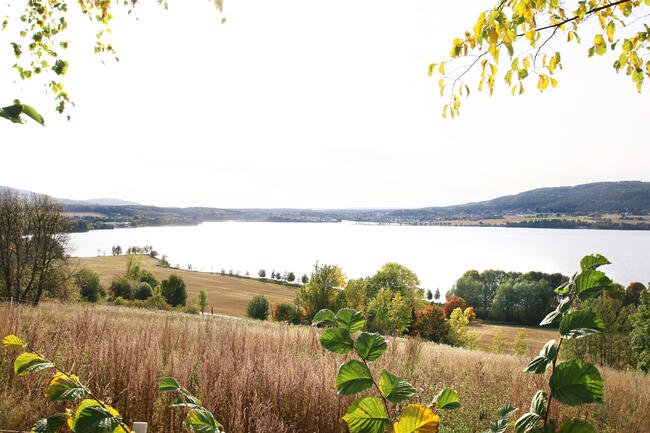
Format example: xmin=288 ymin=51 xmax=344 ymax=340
xmin=393 ymin=404 xmax=440 ymax=433
xmin=20 ymin=104 xmax=44 ymax=125
xmin=539 ymin=310 xmax=561 ymax=326
xmin=3 ymin=334 xmax=26 ymax=349
xmin=14 ymin=352 xmax=53 ymax=376
xmin=31 ymin=413 xmax=66 ymax=433
xmin=186 ymin=407 xmax=223 ymax=433
xmin=487 ymin=419 xmax=513 ymax=433
xmin=336 ymin=309 xmax=365 ymax=333
xmin=579 ymin=254 xmax=610 ymax=271
xmin=549 ymin=360 xmax=603 ymax=406
xmin=529 ymin=391 xmax=547 ymax=416
xmin=172 ymin=393 xmax=202 ymax=408
xmin=574 ymin=269 xmax=612 ymax=300
xmin=554 ymin=279 xmax=572 ymax=295
xmin=342 ymin=396 xmax=390 ymax=433
xmin=312 ymin=309 xmax=337 ymax=327
xmin=335 ymin=360 xmax=374 ymax=396
xmin=559 ymin=311 xmax=605 ymax=339
xmin=45 ymin=373 xmax=89 ymax=401
xmin=74 ymin=406 xmax=122 ymax=433
xmin=378 ymin=369 xmax=417 ymax=403
xmin=524 ymin=340 xmax=558 ymax=374
xmin=319 ymin=328 xmax=354 ymax=354
xmin=432 ymin=388 xmax=461 ymax=410
xmin=514 ymin=412 xmax=541 ymax=433
xmin=496 ymin=404 xmax=518 ymax=420
xmin=558 ymin=419 xmax=596 ymax=433
xmin=356 ymin=332 xmax=387 ymax=361
xmin=158 ymin=377 xmax=181 ymax=392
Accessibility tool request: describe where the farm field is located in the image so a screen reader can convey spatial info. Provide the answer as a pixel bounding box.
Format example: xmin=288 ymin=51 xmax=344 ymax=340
xmin=469 ymin=322 xmax=559 ymax=355
xmin=1 ymin=303 xmax=648 ymax=433
xmin=71 ymin=255 xmax=299 ymax=317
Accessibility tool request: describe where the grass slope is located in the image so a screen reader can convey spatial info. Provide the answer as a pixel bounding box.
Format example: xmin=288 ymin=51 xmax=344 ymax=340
xmin=71 ymin=255 xmax=298 ymax=317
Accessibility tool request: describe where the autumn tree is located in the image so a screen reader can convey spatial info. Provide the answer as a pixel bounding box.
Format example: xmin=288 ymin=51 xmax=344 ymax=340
xmin=0 ymin=191 xmax=69 ymax=304
xmin=411 ymin=304 xmax=449 ymax=342
xmin=443 ymin=296 xmax=467 ymax=318
xmin=431 ymin=0 xmax=650 ymax=118
xmin=294 ymin=263 xmax=345 ymax=319
xmin=366 ymin=262 xmax=424 ymax=306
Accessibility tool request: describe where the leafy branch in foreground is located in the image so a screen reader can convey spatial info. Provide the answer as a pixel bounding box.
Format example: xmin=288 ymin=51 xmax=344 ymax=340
xmin=431 ymin=0 xmax=650 ymax=118
xmin=159 ymin=377 xmax=224 ymax=433
xmin=311 ymin=307 xmax=461 ymax=433
xmin=2 ymin=334 xmax=131 ymax=433
xmin=0 ymin=101 xmax=45 ymax=125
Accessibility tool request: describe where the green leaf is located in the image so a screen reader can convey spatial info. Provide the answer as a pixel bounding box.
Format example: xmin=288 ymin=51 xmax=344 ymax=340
xmin=20 ymin=104 xmax=44 ymax=125
xmin=488 ymin=419 xmax=513 ymax=433
xmin=393 ymin=404 xmax=440 ymax=433
xmin=0 ymin=103 xmax=45 ymax=125
xmin=529 ymin=390 xmax=547 ymax=416
xmin=342 ymin=396 xmax=390 ymax=433
xmin=3 ymin=334 xmax=26 ymax=349
xmin=14 ymin=352 xmax=53 ymax=376
xmin=540 ymin=298 xmax=572 ymax=326
xmin=335 ymin=309 xmax=365 ymax=332
xmin=356 ymin=332 xmax=387 ymax=361
xmin=319 ymin=328 xmax=354 ymax=354
xmin=580 ymin=254 xmax=610 ymax=271
xmin=172 ymin=393 xmax=202 ymax=408
xmin=558 ymin=419 xmax=596 ymax=433
xmin=559 ymin=311 xmax=605 ymax=339
xmin=514 ymin=391 xmax=546 ymax=433
xmin=432 ymin=388 xmax=461 ymax=410
xmin=335 ymin=360 xmax=374 ymax=396
xmin=31 ymin=413 xmax=66 ymax=433
xmin=312 ymin=309 xmax=337 ymax=327
xmin=524 ymin=340 xmax=558 ymax=374
xmin=158 ymin=377 xmax=181 ymax=392
xmin=496 ymin=404 xmax=518 ymax=420
xmin=186 ymin=408 xmax=223 ymax=433
xmin=549 ymin=360 xmax=603 ymax=406
xmin=379 ymin=369 xmax=417 ymax=403
xmin=45 ymin=373 xmax=89 ymax=401
xmin=74 ymin=406 xmax=122 ymax=433
xmin=574 ymin=269 xmax=612 ymax=300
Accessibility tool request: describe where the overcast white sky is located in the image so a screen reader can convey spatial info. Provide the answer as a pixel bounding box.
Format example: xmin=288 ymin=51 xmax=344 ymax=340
xmin=1 ymin=0 xmax=648 ymax=208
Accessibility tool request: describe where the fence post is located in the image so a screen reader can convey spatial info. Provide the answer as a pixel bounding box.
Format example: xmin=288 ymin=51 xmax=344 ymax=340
xmin=9 ymin=297 xmax=12 ymax=308
xmin=132 ymin=422 xmax=147 ymax=433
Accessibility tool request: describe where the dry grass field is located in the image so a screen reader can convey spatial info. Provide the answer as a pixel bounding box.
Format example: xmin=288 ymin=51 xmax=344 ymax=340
xmin=70 ymin=255 xmax=299 ymax=317
xmin=1 ymin=303 xmax=648 ymax=433
xmin=469 ymin=322 xmax=559 ymax=356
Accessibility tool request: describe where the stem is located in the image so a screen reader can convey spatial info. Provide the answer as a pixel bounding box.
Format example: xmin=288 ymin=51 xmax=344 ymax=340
xmin=544 ymin=338 xmax=563 ymax=427
xmin=26 ymin=344 xmax=133 ymax=433
xmin=362 ymin=358 xmax=392 ymax=422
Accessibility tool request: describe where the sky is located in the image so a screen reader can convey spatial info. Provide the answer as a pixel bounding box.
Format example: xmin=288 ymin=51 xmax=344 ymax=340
xmin=0 ymin=0 xmax=648 ymax=209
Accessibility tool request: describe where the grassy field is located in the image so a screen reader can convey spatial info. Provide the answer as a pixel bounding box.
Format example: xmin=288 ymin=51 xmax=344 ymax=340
xmin=70 ymin=255 xmax=299 ymax=317
xmin=1 ymin=303 xmax=648 ymax=433
xmin=469 ymin=322 xmax=559 ymax=356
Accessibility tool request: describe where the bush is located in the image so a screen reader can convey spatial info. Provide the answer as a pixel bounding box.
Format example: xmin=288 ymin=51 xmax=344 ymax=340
xmin=134 ymin=282 xmax=153 ymax=300
xmin=272 ymin=302 xmax=301 ymax=324
xmin=110 ymin=277 xmax=134 ymax=300
xmin=183 ymin=304 xmax=199 ymax=315
xmin=246 ymin=295 xmax=270 ymax=320
xmin=161 ymin=274 xmax=187 ymax=307
xmin=443 ymin=295 xmax=467 ymax=318
xmin=75 ymin=269 xmax=104 ymax=303
xmin=139 ymin=270 xmax=159 ymax=289
xmin=144 ymin=294 xmax=172 ymax=311
xmin=411 ymin=304 xmax=449 ymax=342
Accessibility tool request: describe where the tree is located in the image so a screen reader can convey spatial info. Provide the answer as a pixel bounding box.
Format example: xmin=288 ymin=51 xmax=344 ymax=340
xmin=443 ymin=296 xmax=467 ymax=318
xmin=512 ymin=328 xmax=528 ymax=356
xmin=630 ymin=289 xmax=650 ymax=372
xmin=287 ymin=271 xmax=295 ymax=282
xmin=134 ymin=282 xmax=153 ymax=300
xmin=0 ymin=191 xmax=69 ymax=304
xmin=272 ymin=302 xmax=301 ymax=324
xmin=431 ymin=0 xmax=650 ymax=118
xmin=199 ymin=289 xmax=208 ymax=314
xmin=246 ymin=295 xmax=270 ymax=320
xmin=258 ymin=269 xmax=266 ymax=278
xmin=139 ymin=270 xmax=159 ymax=290
xmin=411 ymin=304 xmax=449 ymax=342
xmin=75 ymin=269 xmax=104 ymax=303
xmin=434 ymin=288 xmax=441 ymax=302
xmin=110 ymin=277 xmax=134 ymax=300
xmin=426 ymin=289 xmax=433 ymax=301
xmin=366 ymin=289 xmax=413 ymax=336
xmin=294 ymin=263 xmax=346 ymax=319
xmin=343 ymin=278 xmax=368 ymax=311
xmin=626 ymin=282 xmax=646 ymax=306
xmin=126 ymin=255 xmax=142 ymax=280
xmin=111 ymin=245 xmax=122 ymax=256
xmin=366 ymin=263 xmax=424 ymax=306
xmin=301 ymin=274 xmax=309 ymax=284
xmin=161 ymin=274 xmax=187 ymax=307
xmin=447 ymin=307 xmax=477 ymax=348
xmin=160 ymin=255 xmax=171 ymax=268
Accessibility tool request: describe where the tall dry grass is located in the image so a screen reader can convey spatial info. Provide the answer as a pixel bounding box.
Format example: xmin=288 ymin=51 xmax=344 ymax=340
xmin=0 ymin=303 xmax=648 ymax=433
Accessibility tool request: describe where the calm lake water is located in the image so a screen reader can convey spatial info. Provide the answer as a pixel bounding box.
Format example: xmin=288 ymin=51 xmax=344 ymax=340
xmin=68 ymin=221 xmax=650 ymax=292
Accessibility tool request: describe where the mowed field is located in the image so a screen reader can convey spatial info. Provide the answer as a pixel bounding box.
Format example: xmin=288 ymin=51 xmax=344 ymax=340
xmin=468 ymin=322 xmax=559 ymax=355
xmin=70 ymin=255 xmax=299 ymax=317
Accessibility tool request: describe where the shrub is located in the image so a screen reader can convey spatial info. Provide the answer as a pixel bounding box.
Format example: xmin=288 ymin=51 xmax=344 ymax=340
xmin=75 ymin=269 xmax=104 ymax=303
xmin=183 ymin=304 xmax=199 ymax=315
xmin=139 ymin=270 xmax=159 ymax=289
xmin=134 ymin=282 xmax=153 ymax=300
xmin=110 ymin=277 xmax=134 ymax=300
xmin=443 ymin=295 xmax=467 ymax=318
xmin=144 ymin=294 xmax=172 ymax=311
xmin=273 ymin=302 xmax=301 ymax=324
xmin=161 ymin=274 xmax=187 ymax=307
xmin=246 ymin=295 xmax=270 ymax=320
xmin=411 ymin=304 xmax=448 ymax=342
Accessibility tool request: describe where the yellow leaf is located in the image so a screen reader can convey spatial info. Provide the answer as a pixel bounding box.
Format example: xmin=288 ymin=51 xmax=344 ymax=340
xmin=606 ymin=21 xmax=615 ymax=43
xmin=442 ymin=106 xmax=447 ymax=119
xmin=428 ymin=64 xmax=437 ymax=76
xmin=523 ymin=57 xmax=530 ymax=69
xmin=488 ymin=75 xmax=495 ymax=96
xmin=439 ymin=62 xmax=445 ymax=75
xmin=490 ymin=63 xmax=497 ymax=76
xmin=393 ymin=404 xmax=439 ymax=433
xmin=3 ymin=335 xmax=26 ymax=350
xmin=550 ymin=77 xmax=558 ymax=88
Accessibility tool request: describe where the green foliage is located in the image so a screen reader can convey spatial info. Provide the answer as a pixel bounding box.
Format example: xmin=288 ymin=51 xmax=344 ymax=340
xmin=0 ymin=101 xmax=44 ymax=125
xmin=524 ymin=340 xmax=558 ymax=374
xmin=432 ymin=388 xmax=461 ymax=410
xmin=160 ymin=377 xmax=224 ymax=433
xmin=295 ymin=263 xmax=346 ymax=319
xmin=559 ymin=311 xmax=606 ymax=339
xmin=139 ymin=270 xmax=159 ymax=289
xmin=629 ymin=289 xmax=650 ymax=371
xmin=341 ymin=396 xmax=390 ymax=433
xmin=512 ymin=329 xmax=528 ymax=356
xmin=366 ymin=263 xmax=424 ymax=305
xmin=490 ymin=330 xmax=507 ymax=354
xmin=549 ymin=360 xmax=604 ymax=406
xmin=246 ymin=295 xmax=270 ymax=320
xmin=273 ymin=302 xmax=302 ymax=324
xmin=447 ymin=307 xmax=476 ymax=348
xmin=356 ymin=332 xmax=388 ymax=361
xmin=199 ymin=289 xmax=208 ymax=314
xmin=335 ymin=360 xmax=374 ymax=395
xmin=366 ymin=290 xmax=413 ymax=335
xmin=125 ymin=255 xmax=142 ymax=280
xmin=344 ymin=278 xmax=368 ymax=311
xmin=319 ymin=328 xmax=354 ymax=354
xmin=378 ymin=370 xmax=417 ymax=403
xmin=134 ymin=282 xmax=153 ymax=301
xmin=109 ymin=277 xmax=134 ymax=300
xmin=75 ymin=269 xmax=104 ymax=303
xmin=336 ymin=308 xmax=366 ymax=332
xmin=161 ymin=274 xmax=187 ymax=307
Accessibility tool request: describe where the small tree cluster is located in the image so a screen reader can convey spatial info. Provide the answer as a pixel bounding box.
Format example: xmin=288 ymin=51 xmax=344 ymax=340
xmin=246 ymin=295 xmax=270 ymax=320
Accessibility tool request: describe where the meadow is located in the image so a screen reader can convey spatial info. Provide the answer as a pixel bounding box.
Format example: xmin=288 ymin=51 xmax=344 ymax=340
xmin=1 ymin=303 xmax=648 ymax=433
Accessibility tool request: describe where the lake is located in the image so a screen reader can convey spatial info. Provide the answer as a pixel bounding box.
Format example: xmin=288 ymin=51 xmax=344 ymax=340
xmin=68 ymin=221 xmax=650 ymax=292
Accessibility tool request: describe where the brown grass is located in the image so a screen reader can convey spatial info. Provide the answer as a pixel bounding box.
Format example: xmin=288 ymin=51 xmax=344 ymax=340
xmin=469 ymin=322 xmax=559 ymax=356
xmin=1 ymin=303 xmax=648 ymax=433
xmin=70 ymin=255 xmax=298 ymax=317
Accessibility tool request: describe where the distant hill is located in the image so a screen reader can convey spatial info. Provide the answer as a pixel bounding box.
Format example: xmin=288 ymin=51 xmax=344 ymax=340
xmin=0 ymin=186 xmax=140 ymax=206
xmin=382 ymin=181 xmax=650 ymax=218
